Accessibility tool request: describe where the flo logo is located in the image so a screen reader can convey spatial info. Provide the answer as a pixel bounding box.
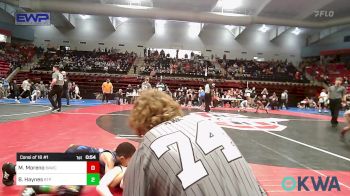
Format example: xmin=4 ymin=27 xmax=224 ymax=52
xmin=281 ymin=176 xmax=340 ymax=192
xmin=191 ymin=112 xmax=288 ymax=131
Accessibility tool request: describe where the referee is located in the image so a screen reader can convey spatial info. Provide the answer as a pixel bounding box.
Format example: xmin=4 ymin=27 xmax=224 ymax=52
xmin=48 ymin=65 xmax=64 ymax=113
xmin=204 ymin=79 xmax=213 ymax=112
xmin=328 ymin=77 xmax=347 ymax=127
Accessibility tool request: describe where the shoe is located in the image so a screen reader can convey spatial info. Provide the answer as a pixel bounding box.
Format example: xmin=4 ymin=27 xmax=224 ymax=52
xmin=66 ymin=104 xmax=71 ymax=107
xmin=323 ymin=110 xmax=328 ymax=113
xmin=2 ymin=162 xmax=16 ymax=186
xmin=15 ymin=100 xmax=20 ymax=103
xmin=21 ymin=187 xmax=36 ymax=196
xmin=318 ymin=110 xmax=321 ymax=113
xmin=51 ymin=108 xmax=60 ymax=113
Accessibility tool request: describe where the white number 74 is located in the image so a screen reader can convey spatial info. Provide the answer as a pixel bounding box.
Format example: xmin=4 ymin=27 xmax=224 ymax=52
xmin=150 ymin=120 xmax=242 ymax=189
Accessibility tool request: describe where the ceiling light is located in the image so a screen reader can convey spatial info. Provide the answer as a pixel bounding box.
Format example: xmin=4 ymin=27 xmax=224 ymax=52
xmin=292 ymin=27 xmax=302 ymax=35
xmin=130 ymin=0 xmax=141 ymax=3
xmin=188 ymin=22 xmax=202 ymax=38
xmin=155 ymin=20 xmax=166 ymax=26
xmin=211 ymin=12 xmax=247 ymax=17
xmin=224 ymin=25 xmax=235 ymax=31
xmin=217 ymin=0 xmax=242 ymax=10
xmin=80 ymin=15 xmax=91 ymax=19
xmin=118 ymin=17 xmax=128 ymax=23
xmin=155 ymin=20 xmax=166 ymax=35
xmin=116 ymin=4 xmax=151 ymax=9
xmin=258 ymin=24 xmax=269 ymax=33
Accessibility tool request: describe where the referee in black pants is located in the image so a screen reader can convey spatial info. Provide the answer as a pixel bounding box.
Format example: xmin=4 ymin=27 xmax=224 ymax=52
xmin=61 ymin=71 xmax=71 ymax=106
xmin=328 ymin=77 xmax=347 ymax=127
xmin=48 ymin=65 xmax=64 ymax=113
xmin=204 ymin=79 xmax=213 ymax=112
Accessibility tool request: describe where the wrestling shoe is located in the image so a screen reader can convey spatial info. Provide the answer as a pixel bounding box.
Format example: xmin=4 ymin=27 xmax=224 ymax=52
xmin=2 ymin=162 xmax=16 ymax=186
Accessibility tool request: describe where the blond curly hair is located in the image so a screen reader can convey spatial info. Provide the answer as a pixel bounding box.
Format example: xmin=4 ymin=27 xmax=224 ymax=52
xmin=129 ymin=89 xmax=183 ymax=135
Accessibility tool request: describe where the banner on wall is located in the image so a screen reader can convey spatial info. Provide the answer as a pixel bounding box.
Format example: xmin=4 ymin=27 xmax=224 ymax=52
xmin=15 ymin=12 xmax=50 ymax=26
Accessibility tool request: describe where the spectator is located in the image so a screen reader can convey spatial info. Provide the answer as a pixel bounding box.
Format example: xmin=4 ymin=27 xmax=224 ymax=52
xmin=74 ymin=83 xmax=82 ymax=99
xmin=8 ymin=80 xmax=20 ymax=102
xmin=101 ymin=79 xmax=113 ymax=103
xmin=269 ymin=92 xmax=279 ymax=110
xmin=1 ymin=78 xmax=9 ymax=98
xmin=115 ymin=89 xmax=124 ymax=105
xmin=38 ymin=81 xmax=46 ymax=99
xmin=18 ymin=79 xmax=32 ymax=103
xmin=280 ymin=90 xmax=289 ymax=109
xmin=141 ymin=77 xmax=151 ymax=91
xmin=30 ymin=86 xmax=41 ymax=103
xmin=62 ymin=71 xmax=71 ymax=106
xmin=318 ymin=89 xmax=328 ymax=113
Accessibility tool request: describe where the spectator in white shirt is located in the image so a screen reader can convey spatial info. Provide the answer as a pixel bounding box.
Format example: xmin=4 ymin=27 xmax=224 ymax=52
xmin=318 ymin=89 xmax=328 ymax=113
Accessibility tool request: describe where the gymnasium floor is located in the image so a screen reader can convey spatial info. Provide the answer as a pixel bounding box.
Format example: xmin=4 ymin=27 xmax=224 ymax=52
xmin=0 ymin=99 xmax=350 ymax=196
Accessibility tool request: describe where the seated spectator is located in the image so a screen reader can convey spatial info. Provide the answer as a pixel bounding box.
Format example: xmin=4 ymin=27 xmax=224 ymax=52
xmin=223 ymin=58 xmax=306 ymax=82
xmin=269 ymin=92 xmax=279 ymax=110
xmin=35 ymin=49 xmax=136 ymax=74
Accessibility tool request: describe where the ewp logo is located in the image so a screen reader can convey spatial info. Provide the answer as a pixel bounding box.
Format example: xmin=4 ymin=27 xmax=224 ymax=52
xmin=15 ymin=13 xmax=50 ymax=26
xmin=281 ymin=176 xmax=340 ymax=192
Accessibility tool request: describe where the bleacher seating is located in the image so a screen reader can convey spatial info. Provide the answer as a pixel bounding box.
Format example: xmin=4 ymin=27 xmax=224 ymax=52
xmin=141 ymin=52 xmax=222 ymax=78
xmin=220 ymin=59 xmax=307 ymax=83
xmin=35 ymin=50 xmax=137 ymax=74
xmin=304 ymin=62 xmax=350 ymax=85
xmin=0 ymin=42 xmax=36 ymax=78
xmin=0 ymin=60 xmax=10 ymax=78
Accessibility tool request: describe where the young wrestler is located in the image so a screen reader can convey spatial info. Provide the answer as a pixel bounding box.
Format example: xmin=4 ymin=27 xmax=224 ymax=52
xmin=255 ymin=95 xmax=269 ymax=114
xmin=96 ymin=143 xmax=136 ymax=196
xmin=238 ymin=97 xmax=249 ymax=112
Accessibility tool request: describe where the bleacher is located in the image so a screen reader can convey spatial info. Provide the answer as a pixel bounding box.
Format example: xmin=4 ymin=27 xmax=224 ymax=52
xmin=305 ymin=63 xmax=350 ymax=89
xmin=0 ymin=60 xmax=10 ymax=78
xmin=35 ymin=50 xmax=137 ymax=75
xmin=221 ymin=59 xmax=307 ymax=83
xmin=141 ymin=52 xmax=222 ymax=78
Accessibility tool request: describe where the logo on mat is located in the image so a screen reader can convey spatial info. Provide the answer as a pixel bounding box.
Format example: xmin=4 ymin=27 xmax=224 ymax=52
xmin=281 ymin=176 xmax=340 ymax=192
xmin=191 ymin=112 xmax=289 ymax=131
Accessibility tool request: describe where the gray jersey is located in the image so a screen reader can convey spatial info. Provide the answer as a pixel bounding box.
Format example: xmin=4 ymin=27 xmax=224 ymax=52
xmin=52 ymin=71 xmax=64 ymax=86
xmin=328 ymin=85 xmax=346 ymax=99
xmin=123 ymin=115 xmax=265 ymax=196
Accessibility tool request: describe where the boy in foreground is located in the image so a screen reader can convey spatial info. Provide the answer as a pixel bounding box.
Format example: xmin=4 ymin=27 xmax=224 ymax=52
xmin=341 ymin=110 xmax=350 ymax=142
xmin=123 ymin=89 xmax=266 ymax=196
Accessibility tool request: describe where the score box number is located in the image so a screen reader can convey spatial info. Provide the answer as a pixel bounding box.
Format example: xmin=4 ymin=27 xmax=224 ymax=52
xmin=87 ymin=161 xmax=100 ymax=185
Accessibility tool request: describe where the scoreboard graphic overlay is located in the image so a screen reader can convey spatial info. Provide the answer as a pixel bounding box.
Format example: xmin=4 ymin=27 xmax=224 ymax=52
xmin=16 ymin=153 xmax=100 ymax=186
